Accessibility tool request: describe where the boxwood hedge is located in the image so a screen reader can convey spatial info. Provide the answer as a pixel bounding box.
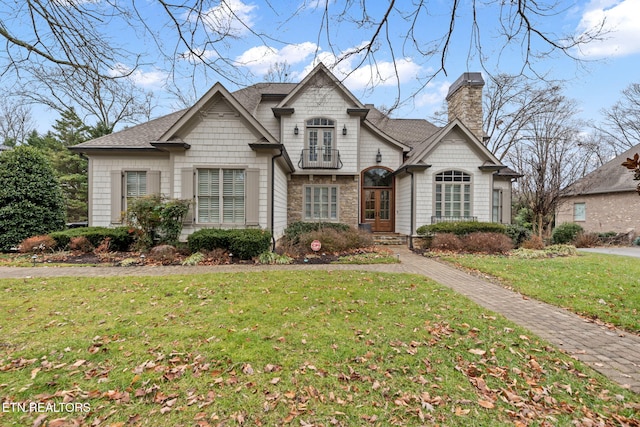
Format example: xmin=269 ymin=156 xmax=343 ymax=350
xmin=187 ymin=228 xmax=272 ymax=259
xmin=417 ymin=221 xmax=507 ymax=236
xmin=49 ymin=227 xmax=135 ymax=252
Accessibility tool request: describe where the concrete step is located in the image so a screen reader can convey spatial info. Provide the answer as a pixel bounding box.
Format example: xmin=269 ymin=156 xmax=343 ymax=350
xmin=373 ymin=234 xmax=407 ymax=245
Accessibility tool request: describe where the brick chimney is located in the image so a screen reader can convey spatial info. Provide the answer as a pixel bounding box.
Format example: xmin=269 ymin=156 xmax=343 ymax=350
xmin=446 ymin=72 xmax=484 ymax=141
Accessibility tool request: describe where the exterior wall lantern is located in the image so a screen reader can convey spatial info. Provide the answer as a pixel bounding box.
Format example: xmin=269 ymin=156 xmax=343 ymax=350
xmin=342 ymin=124 xmax=347 ymax=135
xmin=294 ymin=125 xmax=299 ymax=135
xmin=376 ymin=149 xmax=382 ymax=163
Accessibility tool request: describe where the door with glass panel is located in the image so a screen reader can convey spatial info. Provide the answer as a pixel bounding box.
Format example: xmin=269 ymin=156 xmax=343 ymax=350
xmin=361 ymin=168 xmax=393 ymax=232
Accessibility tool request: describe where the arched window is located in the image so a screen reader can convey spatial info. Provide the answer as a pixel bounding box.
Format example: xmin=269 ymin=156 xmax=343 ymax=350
xmin=363 ymin=168 xmax=393 ymax=187
xmin=434 ymin=170 xmax=472 ymax=219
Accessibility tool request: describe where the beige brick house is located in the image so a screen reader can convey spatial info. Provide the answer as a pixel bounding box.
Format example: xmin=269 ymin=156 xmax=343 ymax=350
xmin=557 ymin=144 xmax=640 ymax=235
xmin=70 ymin=64 xmax=517 ymax=244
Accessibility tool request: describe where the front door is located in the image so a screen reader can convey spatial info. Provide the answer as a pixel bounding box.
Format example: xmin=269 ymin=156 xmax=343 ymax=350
xmin=363 ymin=189 xmax=393 ymax=232
xmin=362 ymin=167 xmax=394 ymax=232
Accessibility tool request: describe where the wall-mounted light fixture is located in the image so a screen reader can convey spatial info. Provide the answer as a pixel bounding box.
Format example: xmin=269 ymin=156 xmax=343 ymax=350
xmin=342 ymin=124 xmax=347 ymax=135
xmin=376 ymin=148 xmax=382 ymax=163
xmin=294 ymin=125 xmax=299 ymax=135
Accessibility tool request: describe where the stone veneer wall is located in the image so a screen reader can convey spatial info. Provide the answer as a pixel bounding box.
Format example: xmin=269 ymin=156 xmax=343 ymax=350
xmin=287 ymin=175 xmax=359 ymax=228
xmin=446 ymin=74 xmax=484 ymax=142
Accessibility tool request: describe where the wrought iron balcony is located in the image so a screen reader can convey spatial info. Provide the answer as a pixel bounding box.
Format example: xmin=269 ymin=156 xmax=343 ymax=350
xmin=298 ymin=148 xmax=343 ymax=169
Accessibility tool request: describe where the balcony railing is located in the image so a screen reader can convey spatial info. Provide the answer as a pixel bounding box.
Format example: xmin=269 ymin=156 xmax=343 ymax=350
xmin=431 ymin=216 xmax=477 ymax=224
xmin=298 ymin=148 xmax=343 ymax=169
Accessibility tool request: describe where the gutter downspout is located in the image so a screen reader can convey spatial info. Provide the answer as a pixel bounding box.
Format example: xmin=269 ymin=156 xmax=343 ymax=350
xmin=407 ymin=168 xmax=415 ymax=250
xmin=271 ymin=146 xmax=284 ymax=251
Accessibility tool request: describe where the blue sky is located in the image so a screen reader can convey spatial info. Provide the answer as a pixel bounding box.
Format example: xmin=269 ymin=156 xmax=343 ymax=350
xmin=34 ymin=0 xmax=640 ymax=132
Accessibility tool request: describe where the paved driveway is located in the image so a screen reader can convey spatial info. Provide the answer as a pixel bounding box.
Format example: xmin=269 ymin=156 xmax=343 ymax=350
xmin=579 ymin=246 xmax=640 ymax=258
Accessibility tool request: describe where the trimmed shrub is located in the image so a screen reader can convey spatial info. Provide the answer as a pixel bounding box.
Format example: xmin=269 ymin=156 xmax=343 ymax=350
xmin=417 ymin=221 xmax=507 ymax=236
xmin=521 ymin=235 xmax=545 ymax=250
xmin=551 ymin=222 xmax=583 ymax=244
xmin=187 ymin=228 xmax=272 ymax=260
xmin=462 ymin=232 xmax=513 ymax=254
xmin=283 ymin=221 xmax=351 ymax=244
xmin=49 ymin=227 xmax=134 ymax=252
xmin=228 ymin=229 xmax=272 ymax=260
xmin=430 ymin=233 xmax=463 ymax=252
xmin=19 ymin=235 xmax=57 ymax=253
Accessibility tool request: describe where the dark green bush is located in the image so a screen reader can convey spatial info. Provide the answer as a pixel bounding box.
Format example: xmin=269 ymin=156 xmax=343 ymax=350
xmin=0 ymin=146 xmax=66 ymax=251
xmin=505 ymin=224 xmax=532 ymax=247
xmin=228 ymin=229 xmax=272 ymax=260
xmin=49 ymin=227 xmax=134 ymax=251
xmin=417 ymin=221 xmax=507 ymax=236
xmin=551 ymin=222 xmax=584 ymax=244
xmin=283 ymin=221 xmax=351 ymax=244
xmin=187 ymin=228 xmax=272 ymax=259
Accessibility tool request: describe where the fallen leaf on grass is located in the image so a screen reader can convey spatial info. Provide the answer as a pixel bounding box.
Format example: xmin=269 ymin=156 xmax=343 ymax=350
xmin=478 ymin=399 xmax=495 ymax=409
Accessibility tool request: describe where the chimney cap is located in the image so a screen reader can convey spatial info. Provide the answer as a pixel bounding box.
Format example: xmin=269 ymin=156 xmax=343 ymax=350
xmin=446 ymin=72 xmax=484 ymax=100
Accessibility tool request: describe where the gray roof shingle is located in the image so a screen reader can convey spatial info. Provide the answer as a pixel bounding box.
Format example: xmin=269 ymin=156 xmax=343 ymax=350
xmin=564 ymin=144 xmax=640 ymax=195
xmin=71 ymin=83 xmax=440 ymax=151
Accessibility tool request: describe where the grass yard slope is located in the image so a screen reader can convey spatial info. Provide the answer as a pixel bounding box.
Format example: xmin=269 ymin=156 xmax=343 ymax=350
xmin=0 ymin=271 xmax=638 ymax=426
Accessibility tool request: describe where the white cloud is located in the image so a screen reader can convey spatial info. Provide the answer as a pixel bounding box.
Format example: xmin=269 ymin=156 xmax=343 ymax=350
xmin=342 ymin=59 xmax=422 ymax=90
xmin=576 ymin=0 xmax=640 ymax=58
xmin=295 ymin=42 xmax=423 ymax=92
xmin=235 ymin=42 xmax=318 ymax=75
xmin=415 ymin=80 xmax=450 ymax=108
xmin=201 ymin=0 xmax=257 ymax=37
xmin=109 ymin=64 xmax=168 ymax=87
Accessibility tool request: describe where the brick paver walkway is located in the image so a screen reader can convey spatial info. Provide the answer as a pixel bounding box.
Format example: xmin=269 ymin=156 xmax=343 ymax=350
xmin=1 ymin=247 xmax=638 ymax=392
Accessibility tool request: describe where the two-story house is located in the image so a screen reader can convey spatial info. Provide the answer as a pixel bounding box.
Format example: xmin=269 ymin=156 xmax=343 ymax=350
xmin=70 ymin=63 xmax=517 ymax=244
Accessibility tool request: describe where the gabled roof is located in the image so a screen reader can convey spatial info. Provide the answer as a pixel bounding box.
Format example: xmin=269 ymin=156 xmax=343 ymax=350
xmin=276 ymin=63 xmax=364 ymax=109
xmin=158 ymin=82 xmax=279 ymax=145
xmin=70 ymin=64 xmax=442 ymax=153
xmin=401 ymin=118 xmax=504 ymax=169
xmin=563 ymin=144 xmax=640 ymax=196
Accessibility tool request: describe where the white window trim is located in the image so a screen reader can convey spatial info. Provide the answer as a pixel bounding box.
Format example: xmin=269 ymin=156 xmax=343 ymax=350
xmin=303 ymin=185 xmax=339 ymax=221
xmin=573 ymin=202 xmax=586 ymax=222
xmin=196 ymin=168 xmax=246 ymax=225
xmin=434 ymin=170 xmax=473 ymax=219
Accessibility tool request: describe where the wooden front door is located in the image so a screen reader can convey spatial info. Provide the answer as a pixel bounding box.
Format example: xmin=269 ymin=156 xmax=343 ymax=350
xmin=362 ymin=167 xmax=394 ymax=232
xmin=363 ymin=189 xmax=393 ymax=232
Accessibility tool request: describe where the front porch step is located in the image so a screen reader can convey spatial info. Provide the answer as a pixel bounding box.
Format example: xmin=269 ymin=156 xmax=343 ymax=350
xmin=372 ymin=234 xmax=407 ymax=245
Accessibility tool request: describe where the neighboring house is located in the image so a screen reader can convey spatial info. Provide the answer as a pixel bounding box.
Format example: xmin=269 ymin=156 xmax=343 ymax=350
xmin=556 ymin=144 xmax=640 ymax=234
xmin=70 ymin=64 xmax=517 ymax=244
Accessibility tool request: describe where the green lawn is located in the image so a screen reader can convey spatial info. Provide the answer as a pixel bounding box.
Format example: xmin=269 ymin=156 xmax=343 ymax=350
xmin=0 ymin=271 xmax=637 ymax=426
xmin=439 ymin=253 xmax=640 ymax=333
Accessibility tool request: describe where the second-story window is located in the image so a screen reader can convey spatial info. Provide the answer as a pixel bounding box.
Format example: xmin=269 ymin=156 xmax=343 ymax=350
xmin=307 ymin=118 xmax=334 ymax=164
